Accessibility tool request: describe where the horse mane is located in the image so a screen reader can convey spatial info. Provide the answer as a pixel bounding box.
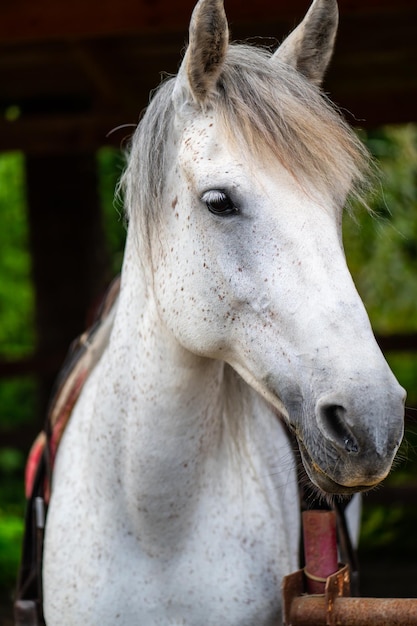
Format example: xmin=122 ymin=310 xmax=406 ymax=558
xmin=122 ymin=43 xmax=372 ymax=244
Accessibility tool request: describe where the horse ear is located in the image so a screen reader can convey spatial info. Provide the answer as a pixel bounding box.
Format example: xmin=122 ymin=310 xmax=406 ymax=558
xmin=173 ymin=0 xmax=229 ymax=110
xmin=271 ymin=0 xmax=339 ymax=86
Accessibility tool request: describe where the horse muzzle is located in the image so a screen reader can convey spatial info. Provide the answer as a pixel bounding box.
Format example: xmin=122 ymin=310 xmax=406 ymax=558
xmin=295 ymin=386 xmax=406 ymax=495
xmin=297 ymin=438 xmax=395 ymax=495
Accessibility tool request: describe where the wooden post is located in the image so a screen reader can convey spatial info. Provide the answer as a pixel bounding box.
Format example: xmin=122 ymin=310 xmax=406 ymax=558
xmin=25 ymin=152 xmax=111 ymax=418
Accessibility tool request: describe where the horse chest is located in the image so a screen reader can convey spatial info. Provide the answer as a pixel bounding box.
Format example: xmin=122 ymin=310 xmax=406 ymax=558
xmin=45 ymin=482 xmax=297 ymax=626
xmin=44 ymin=411 xmax=299 ymax=626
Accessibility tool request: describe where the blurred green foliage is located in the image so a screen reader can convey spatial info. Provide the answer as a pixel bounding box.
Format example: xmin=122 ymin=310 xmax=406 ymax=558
xmin=344 ymin=125 xmax=417 ymax=336
xmin=0 ymin=152 xmax=35 ymax=598
xmin=0 ymin=449 xmax=25 ymax=591
xmin=343 ymin=125 xmax=417 ymax=558
xmin=97 ymin=147 xmax=127 ymax=275
xmin=0 ymin=147 xmax=128 ymax=598
xmin=0 ymin=152 xmax=35 ymax=360
xmin=0 ymin=126 xmax=416 ymax=597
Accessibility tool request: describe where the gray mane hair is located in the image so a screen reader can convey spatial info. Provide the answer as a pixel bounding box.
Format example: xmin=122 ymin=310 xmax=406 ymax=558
xmin=121 ymin=43 xmax=372 ymax=250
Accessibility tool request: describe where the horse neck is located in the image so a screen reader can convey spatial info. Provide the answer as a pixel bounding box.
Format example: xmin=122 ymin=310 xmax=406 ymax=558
xmin=92 ymin=228 xmax=241 ymax=529
xmin=112 ymin=229 xmax=227 ymax=429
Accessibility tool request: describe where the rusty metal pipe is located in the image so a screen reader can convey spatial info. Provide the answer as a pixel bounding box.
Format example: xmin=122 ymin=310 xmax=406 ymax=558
xmin=288 ymin=595 xmax=417 ymax=625
xmin=284 ymin=511 xmax=417 ymax=625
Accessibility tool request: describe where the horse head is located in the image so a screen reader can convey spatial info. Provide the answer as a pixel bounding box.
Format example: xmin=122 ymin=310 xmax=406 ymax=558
xmin=124 ymin=0 xmax=405 ymax=496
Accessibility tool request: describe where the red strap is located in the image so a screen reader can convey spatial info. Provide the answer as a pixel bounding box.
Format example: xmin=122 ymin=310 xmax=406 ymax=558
xmin=25 ymin=432 xmax=47 ymax=500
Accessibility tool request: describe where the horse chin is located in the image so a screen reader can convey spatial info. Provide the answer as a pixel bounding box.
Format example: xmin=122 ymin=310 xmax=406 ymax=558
xmin=298 ymin=440 xmax=378 ymax=496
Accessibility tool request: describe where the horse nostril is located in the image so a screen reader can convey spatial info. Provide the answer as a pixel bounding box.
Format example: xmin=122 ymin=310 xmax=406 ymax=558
xmin=319 ymin=403 xmax=359 ymax=454
xmin=344 ymin=436 xmax=359 ymax=454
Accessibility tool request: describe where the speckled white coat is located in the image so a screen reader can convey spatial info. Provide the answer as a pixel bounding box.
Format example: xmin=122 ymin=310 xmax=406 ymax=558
xmin=43 ymin=0 xmax=405 ymax=624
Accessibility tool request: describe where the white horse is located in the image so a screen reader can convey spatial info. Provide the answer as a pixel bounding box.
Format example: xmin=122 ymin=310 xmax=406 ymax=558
xmin=43 ymin=0 xmax=405 ymax=624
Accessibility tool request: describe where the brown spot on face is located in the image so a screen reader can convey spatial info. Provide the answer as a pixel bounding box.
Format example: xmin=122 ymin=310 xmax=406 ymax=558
xmin=172 ymin=196 xmax=178 ymax=209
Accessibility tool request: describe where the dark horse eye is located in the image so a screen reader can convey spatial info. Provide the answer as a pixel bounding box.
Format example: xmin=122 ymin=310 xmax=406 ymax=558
xmin=202 ymin=190 xmax=238 ymax=216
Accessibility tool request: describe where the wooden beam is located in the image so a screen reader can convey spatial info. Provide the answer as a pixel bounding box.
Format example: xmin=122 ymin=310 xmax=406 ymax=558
xmin=2 ymin=0 xmax=417 ymax=44
xmin=0 ymin=114 xmax=137 ymax=155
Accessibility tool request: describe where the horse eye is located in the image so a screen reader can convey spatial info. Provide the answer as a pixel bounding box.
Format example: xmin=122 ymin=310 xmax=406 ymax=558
xmin=202 ymin=190 xmax=238 ymax=216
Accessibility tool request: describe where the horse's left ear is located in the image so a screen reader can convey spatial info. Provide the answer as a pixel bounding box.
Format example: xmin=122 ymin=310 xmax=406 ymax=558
xmin=173 ymin=0 xmax=229 ymax=110
xmin=271 ymin=0 xmax=339 ymax=87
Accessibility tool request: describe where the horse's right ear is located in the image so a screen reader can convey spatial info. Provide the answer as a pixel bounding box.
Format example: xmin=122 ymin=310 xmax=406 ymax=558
xmin=173 ymin=0 xmax=229 ymax=112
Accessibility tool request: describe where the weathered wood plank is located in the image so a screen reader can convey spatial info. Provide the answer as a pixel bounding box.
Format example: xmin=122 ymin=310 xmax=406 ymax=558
xmin=1 ymin=0 xmax=416 ymax=43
